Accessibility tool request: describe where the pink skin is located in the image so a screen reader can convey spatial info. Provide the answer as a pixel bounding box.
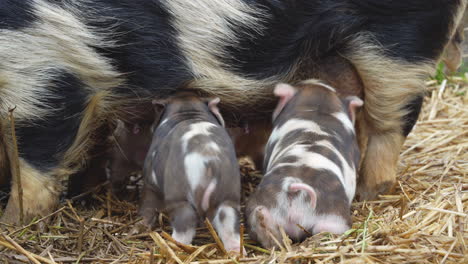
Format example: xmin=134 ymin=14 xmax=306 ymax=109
xmin=208 ymin=97 xmax=225 ymax=127
xmin=272 ymin=83 xmax=297 ymax=120
xmin=222 ymin=238 xmax=246 ymax=256
xmin=273 ymin=83 xmax=363 ymax=124
xmin=201 ymin=179 xmax=216 ymax=212
xmin=284 ymin=183 xmax=318 ymax=239
xmin=250 ymin=182 xmax=345 ymax=247
xmin=249 ymin=206 xmax=281 ymax=249
xmin=313 ymin=221 xmax=350 ymax=235
xmin=347 ymin=96 xmax=363 ymax=124
xmin=289 ymin=183 xmax=317 ymax=208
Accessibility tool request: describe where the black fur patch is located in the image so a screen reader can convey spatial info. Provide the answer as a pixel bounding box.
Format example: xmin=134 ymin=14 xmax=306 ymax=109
xmin=227 ymin=0 xmax=460 ymax=78
xmin=402 ymin=95 xmax=424 ymax=137
xmin=0 ymin=0 xmax=36 ymax=30
xmin=351 ymin=0 xmax=461 ymax=62
xmin=83 ymin=0 xmax=191 ymax=97
xmin=15 ymin=72 xmax=89 ymax=172
xmin=225 ymin=0 xmax=363 ymax=79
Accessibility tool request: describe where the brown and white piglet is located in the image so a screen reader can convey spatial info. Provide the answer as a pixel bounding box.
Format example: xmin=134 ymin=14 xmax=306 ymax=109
xmin=139 ymin=92 xmax=243 ymax=254
xmin=106 ymin=120 xmax=152 ymax=197
xmin=246 ymin=81 xmax=363 ymax=248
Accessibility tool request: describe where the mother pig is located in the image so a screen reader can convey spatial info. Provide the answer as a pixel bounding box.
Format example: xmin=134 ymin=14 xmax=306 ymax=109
xmin=0 ymin=0 xmax=465 ymax=223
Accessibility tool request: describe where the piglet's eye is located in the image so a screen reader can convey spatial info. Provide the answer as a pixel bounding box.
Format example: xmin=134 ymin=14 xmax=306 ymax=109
xmin=133 ymin=125 xmax=141 ymax=134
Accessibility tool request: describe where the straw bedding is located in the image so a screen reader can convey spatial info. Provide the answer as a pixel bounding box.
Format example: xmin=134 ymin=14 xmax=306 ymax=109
xmin=0 ymin=76 xmax=466 ymax=263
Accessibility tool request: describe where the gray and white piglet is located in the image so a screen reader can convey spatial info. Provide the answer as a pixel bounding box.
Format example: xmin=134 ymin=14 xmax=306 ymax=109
xmin=246 ymin=81 xmax=363 ymax=248
xmin=139 ymin=92 xmax=243 ymax=254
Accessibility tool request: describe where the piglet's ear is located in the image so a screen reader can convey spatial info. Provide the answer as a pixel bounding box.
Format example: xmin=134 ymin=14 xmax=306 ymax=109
xmin=152 ymin=98 xmax=167 ymax=109
xmin=132 ymin=124 xmax=141 ymax=135
xmin=254 ymin=206 xmax=274 ymax=228
xmin=345 ymin=96 xmax=363 ymax=124
xmin=152 ymin=98 xmax=167 ymax=125
xmin=289 ymin=183 xmax=317 ymax=210
xmin=273 ymin=83 xmax=297 ymax=121
xmin=208 ymin=97 xmax=225 ymax=127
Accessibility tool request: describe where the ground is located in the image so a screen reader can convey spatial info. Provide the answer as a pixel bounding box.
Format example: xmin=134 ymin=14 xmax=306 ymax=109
xmin=0 ymin=71 xmax=467 ymax=263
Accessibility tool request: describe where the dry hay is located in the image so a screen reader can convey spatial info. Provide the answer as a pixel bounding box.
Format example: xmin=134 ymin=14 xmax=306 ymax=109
xmin=0 ymin=77 xmax=467 ymax=264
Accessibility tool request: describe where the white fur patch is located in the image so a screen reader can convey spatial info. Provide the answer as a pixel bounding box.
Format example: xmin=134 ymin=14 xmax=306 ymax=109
xmin=267 ymin=119 xmax=329 ymax=167
xmin=181 ymin=122 xmax=221 ymax=209
xmin=266 ymin=179 xmax=350 ymax=239
xmin=315 ymin=140 xmax=356 ymax=202
xmin=269 ymin=119 xmax=328 ymax=144
xmin=161 ymin=0 xmax=279 ymax=104
xmin=265 ymin=177 xmax=316 ymax=240
xmin=0 ymin=0 xmax=121 ymax=121
xmin=212 ymin=205 xmax=241 ymax=253
xmin=184 ymin=152 xmax=212 ymax=193
xmin=312 ymin=214 xmax=350 ymax=235
xmin=172 ymin=228 xmax=196 ymax=245
xmin=270 ymin=144 xmax=345 ymax=188
xmin=181 ymin=122 xmax=216 ymax=152
xmin=332 ymin=112 xmax=355 ymax=134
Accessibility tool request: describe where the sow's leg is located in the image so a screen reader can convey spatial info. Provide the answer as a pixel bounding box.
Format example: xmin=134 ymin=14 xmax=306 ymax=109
xmin=348 ymin=38 xmax=436 ymax=200
xmin=1 ymin=160 xmax=60 ymax=224
xmin=1 ymin=89 xmax=119 ymax=224
xmin=348 ymin=0 xmax=466 ymax=200
xmin=0 ymin=0 xmax=129 ymax=223
xmin=0 ymin=73 xmax=90 ymax=223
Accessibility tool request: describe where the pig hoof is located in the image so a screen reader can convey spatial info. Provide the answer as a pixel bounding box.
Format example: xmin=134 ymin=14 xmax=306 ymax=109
xmin=357 ymin=179 xmax=396 ymax=201
xmin=225 ymin=247 xmax=246 ymax=256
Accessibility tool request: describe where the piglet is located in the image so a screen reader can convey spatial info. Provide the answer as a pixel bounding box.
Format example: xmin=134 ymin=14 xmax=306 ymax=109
xmin=107 ymin=119 xmax=152 ymax=197
xmin=246 ymin=81 xmax=363 ymax=248
xmin=139 ymin=92 xmax=243 ymax=254
xmin=229 ymin=120 xmax=272 ymax=171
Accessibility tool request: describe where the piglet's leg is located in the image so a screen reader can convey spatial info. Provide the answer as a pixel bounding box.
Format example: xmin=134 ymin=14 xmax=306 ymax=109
xmin=211 ymin=204 xmax=245 ymax=255
xmin=168 ymin=202 xmax=198 ymax=245
xmin=137 ymin=185 xmax=164 ymax=230
xmin=108 ymin=158 xmax=136 ymax=200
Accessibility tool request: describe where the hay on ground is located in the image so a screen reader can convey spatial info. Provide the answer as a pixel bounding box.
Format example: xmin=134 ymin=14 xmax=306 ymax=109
xmin=0 ymin=77 xmax=467 ymax=263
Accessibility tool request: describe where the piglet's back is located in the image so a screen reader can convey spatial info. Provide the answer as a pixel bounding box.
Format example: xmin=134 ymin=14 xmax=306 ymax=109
xmin=246 ymin=82 xmax=363 ymax=248
xmin=265 ymin=83 xmax=360 ymax=202
xmin=165 ymin=119 xmax=238 ymax=204
xmin=141 ymin=95 xmax=243 ymax=253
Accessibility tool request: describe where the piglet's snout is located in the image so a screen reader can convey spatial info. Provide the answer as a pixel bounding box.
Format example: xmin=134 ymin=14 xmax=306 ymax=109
xmin=212 ymin=205 xmax=245 ymax=255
